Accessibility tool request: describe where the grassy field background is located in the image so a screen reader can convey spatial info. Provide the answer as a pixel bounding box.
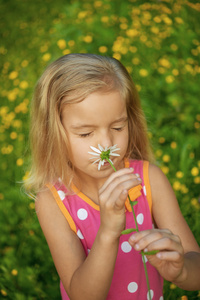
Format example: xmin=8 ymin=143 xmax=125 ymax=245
xmin=0 ymin=0 xmax=200 ymax=299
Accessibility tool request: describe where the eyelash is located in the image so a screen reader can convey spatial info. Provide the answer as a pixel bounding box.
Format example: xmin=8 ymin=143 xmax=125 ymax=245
xmin=113 ymin=127 xmax=124 ymax=131
xmin=79 ymin=132 xmax=92 ymax=138
xmin=78 ymin=127 xmax=124 ymax=138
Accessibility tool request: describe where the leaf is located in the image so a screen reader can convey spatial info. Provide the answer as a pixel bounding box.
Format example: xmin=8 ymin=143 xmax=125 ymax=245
xmin=130 ymin=200 xmax=138 ymax=206
xmin=121 ymin=228 xmax=137 ymax=235
xmin=141 ymin=250 xmax=159 ymax=255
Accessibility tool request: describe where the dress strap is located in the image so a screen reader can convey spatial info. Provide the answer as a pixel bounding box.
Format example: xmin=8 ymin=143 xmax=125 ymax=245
xmin=143 ymin=161 xmax=152 ymax=216
xmin=46 ymin=183 xmax=77 ymax=233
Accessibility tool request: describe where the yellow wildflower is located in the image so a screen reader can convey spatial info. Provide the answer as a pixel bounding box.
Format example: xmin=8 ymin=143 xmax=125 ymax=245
xmin=129 ymin=46 xmax=137 ymax=53
xmin=139 ymin=69 xmax=148 ymax=77
xmin=126 ymin=29 xmax=138 ymax=37
xmin=161 ymin=166 xmax=169 ymax=174
xmin=68 ymin=40 xmax=75 ymax=47
xmin=83 ymin=35 xmax=93 ymax=43
xmin=99 ymin=46 xmax=108 ymax=53
xmin=9 ymin=71 xmax=18 ymax=80
xmin=170 ymin=141 xmax=177 ymax=149
xmin=57 ymin=39 xmax=66 ymax=50
xmin=165 ymin=75 xmax=174 ymax=84
xmin=112 ymin=53 xmax=121 ymax=60
xmin=176 ymin=171 xmax=184 ymax=178
xmin=101 ymin=16 xmax=109 ymax=23
xmin=191 ymin=167 xmax=199 ymax=176
xmin=21 ymin=60 xmax=29 ymax=67
xmin=63 ymin=49 xmax=71 ymax=55
xmin=172 ymin=69 xmax=179 ymax=76
xmin=16 ymin=158 xmax=24 ymax=166
xmin=1 ymin=289 xmax=7 ymax=296
xmin=181 ymin=296 xmax=188 ymax=300
xmin=175 ymin=17 xmax=184 ymax=24
xmin=170 ymin=283 xmax=176 ymax=289
xmin=194 ymin=177 xmax=200 ymax=184
xmin=42 ymin=53 xmax=51 ymax=61
xmin=20 ymin=81 xmax=28 ymax=89
xmin=173 ymin=181 xmax=181 ymax=191
xmin=132 ymin=57 xmax=140 ymax=65
xmin=135 ymin=84 xmax=141 ymax=92
xmin=170 ymin=44 xmax=178 ymax=51
xmin=181 ymin=185 xmax=188 ymax=194
xmin=94 ymin=1 xmax=102 ymax=8
xmin=11 ymin=269 xmax=18 ymax=276
xmin=151 ymin=27 xmax=159 ymax=34
xmin=29 ymin=202 xmax=35 ymax=209
xmin=159 ymin=137 xmax=165 ymax=144
xmin=154 ymin=16 xmax=161 ymax=23
xmin=162 ymin=154 xmax=170 ymax=163
xmin=10 ymin=132 xmax=17 ymax=140
xmin=155 ymin=149 xmax=163 ymax=157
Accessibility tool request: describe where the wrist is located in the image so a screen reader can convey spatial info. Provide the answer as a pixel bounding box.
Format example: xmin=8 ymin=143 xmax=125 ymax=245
xmin=172 ymin=265 xmax=188 ymax=286
xmin=98 ymin=226 xmax=121 ymax=246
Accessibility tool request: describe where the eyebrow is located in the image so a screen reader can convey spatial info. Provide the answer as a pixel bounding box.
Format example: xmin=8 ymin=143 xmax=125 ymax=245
xmin=70 ymin=116 xmax=128 ymax=130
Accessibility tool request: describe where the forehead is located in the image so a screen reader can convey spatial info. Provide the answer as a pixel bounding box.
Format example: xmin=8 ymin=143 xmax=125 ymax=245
xmin=62 ymin=90 xmax=127 ymax=127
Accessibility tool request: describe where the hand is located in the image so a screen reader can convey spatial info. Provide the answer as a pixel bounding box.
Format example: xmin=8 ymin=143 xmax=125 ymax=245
xmin=128 ymin=229 xmax=185 ymax=283
xmin=98 ymin=168 xmax=142 ymax=240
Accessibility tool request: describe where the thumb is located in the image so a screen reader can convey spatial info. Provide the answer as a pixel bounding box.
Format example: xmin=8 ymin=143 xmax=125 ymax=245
xmin=115 ymin=189 xmax=128 ymax=211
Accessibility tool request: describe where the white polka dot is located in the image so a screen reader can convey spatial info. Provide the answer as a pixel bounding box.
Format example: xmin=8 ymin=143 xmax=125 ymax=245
xmin=147 ymin=289 xmax=154 ymax=300
xmin=77 ymin=229 xmax=84 ymax=239
xmin=127 ymin=282 xmax=138 ymax=293
xmin=159 ymin=297 xmax=164 ymax=300
xmin=121 ymin=241 xmax=132 ymax=253
xmin=137 ymin=213 xmax=144 ymax=225
xmin=143 ymin=185 xmax=147 ymax=196
xmin=58 ymin=190 xmax=65 ymax=201
xmin=77 ymin=208 xmax=88 ymax=220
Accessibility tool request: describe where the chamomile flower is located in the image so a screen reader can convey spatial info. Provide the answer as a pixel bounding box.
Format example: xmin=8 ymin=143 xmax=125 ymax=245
xmin=88 ymin=144 xmax=120 ymax=170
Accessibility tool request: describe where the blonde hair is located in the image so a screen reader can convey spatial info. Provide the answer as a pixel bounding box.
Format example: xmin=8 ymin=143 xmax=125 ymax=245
xmin=24 ymin=53 xmax=154 ymax=195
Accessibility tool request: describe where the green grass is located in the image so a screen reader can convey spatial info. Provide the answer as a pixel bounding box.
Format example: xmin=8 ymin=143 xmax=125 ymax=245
xmin=0 ymin=0 xmax=200 ymax=298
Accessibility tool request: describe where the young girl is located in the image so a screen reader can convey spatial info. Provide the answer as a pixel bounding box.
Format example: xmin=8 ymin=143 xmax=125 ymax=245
xmin=25 ymin=53 xmax=200 ymax=300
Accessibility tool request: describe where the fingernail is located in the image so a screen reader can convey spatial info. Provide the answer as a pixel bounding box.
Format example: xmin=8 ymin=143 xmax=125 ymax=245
xmin=129 ymin=167 xmax=134 ymax=171
xmin=135 ymin=244 xmax=140 ymax=250
xmin=135 ymin=173 xmax=140 ymax=177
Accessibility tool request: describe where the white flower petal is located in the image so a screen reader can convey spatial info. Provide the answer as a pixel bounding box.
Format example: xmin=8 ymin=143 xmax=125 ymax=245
xmin=88 ymin=151 xmax=100 ymax=156
xmin=98 ymin=144 xmax=104 ymax=151
xmin=110 ymin=153 xmax=120 ymax=157
xmin=91 ymin=158 xmax=101 ymax=164
xmin=89 ymin=146 xmax=101 ymax=154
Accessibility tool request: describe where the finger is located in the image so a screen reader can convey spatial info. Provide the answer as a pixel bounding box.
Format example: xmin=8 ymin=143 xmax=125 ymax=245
xmin=99 ymin=175 xmax=141 ymax=208
xmin=129 ymin=229 xmax=180 ymax=250
xmin=114 ymin=189 xmax=128 ymax=211
xmin=156 ymin=250 xmax=183 ymax=262
xmin=99 ymin=168 xmax=138 ymax=194
xmin=100 ymin=172 xmax=141 ymax=197
xmin=143 ymin=236 xmax=183 ymax=254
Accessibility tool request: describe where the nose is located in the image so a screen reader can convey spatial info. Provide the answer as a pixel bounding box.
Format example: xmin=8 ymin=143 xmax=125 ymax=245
xmin=99 ymin=130 xmax=113 ymax=149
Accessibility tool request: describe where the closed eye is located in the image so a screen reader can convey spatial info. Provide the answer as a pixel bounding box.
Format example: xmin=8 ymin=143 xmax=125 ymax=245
xmin=79 ymin=132 xmax=92 ymax=138
xmin=112 ymin=127 xmax=124 ymax=132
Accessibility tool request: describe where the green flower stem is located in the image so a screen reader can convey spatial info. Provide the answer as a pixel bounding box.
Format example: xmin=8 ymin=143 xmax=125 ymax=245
xmin=106 ymin=158 xmax=152 ymax=300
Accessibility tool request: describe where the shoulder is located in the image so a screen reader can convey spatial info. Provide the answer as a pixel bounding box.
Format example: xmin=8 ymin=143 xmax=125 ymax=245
xmin=35 ymin=188 xmax=72 ymax=238
xmin=148 ymin=163 xmax=177 ymax=215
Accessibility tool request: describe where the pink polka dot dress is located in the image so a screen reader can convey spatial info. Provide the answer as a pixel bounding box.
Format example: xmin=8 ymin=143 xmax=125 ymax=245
xmin=47 ymin=160 xmax=164 ymax=300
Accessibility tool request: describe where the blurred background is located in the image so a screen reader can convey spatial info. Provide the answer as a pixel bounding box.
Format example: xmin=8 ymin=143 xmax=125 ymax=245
xmin=0 ymin=0 xmax=200 ymax=299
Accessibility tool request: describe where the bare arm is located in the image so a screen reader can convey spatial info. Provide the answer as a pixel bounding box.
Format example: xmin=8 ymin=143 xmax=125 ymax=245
xmin=129 ymin=164 xmax=200 ymax=290
xmin=36 ymin=168 xmax=141 ymax=300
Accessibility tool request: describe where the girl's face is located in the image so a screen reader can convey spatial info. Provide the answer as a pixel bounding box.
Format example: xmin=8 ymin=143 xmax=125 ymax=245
xmin=62 ymin=90 xmax=129 ymax=184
